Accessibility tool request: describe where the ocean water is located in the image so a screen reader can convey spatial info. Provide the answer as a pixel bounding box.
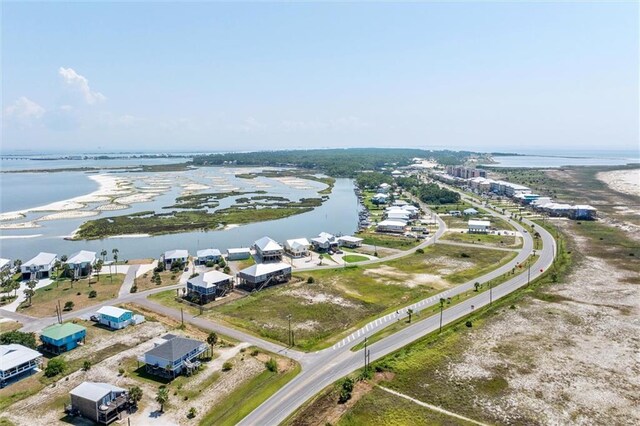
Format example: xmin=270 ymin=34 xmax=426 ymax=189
xmin=487 ymin=149 xmax=639 ymax=168
xmin=0 ymin=164 xmax=360 ymax=260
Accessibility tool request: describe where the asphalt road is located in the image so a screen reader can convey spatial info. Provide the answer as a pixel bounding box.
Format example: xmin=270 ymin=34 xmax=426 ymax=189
xmin=238 ymin=205 xmax=555 ymax=425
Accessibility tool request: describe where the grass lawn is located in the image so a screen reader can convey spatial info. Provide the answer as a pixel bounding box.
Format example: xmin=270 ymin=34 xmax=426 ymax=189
xmin=231 ymin=256 xmax=255 ymax=271
xmin=199 ymin=361 xmax=301 ymax=426
xmin=342 ymin=254 xmax=369 ymax=263
xmin=0 ymin=321 xmax=21 ymax=333
xmin=441 ymin=231 xmax=522 ymax=248
xmin=339 ymin=386 xmax=476 ymax=426
xmin=356 ymin=230 xmax=421 ymax=250
xmin=198 ymin=244 xmax=514 ymax=351
xmin=18 ymin=275 xmax=124 ymax=317
xmin=134 ymin=270 xmax=180 ymax=293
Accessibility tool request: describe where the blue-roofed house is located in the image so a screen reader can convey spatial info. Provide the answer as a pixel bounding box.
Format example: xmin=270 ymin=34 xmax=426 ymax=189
xmin=195 ymin=249 xmax=222 ymax=265
xmin=40 ymin=322 xmax=86 ymax=354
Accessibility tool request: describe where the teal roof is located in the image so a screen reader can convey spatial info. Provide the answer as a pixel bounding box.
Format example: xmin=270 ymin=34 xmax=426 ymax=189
xmin=41 ymin=322 xmax=86 ymax=340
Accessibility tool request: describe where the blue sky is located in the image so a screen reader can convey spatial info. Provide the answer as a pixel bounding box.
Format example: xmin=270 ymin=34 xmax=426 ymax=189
xmin=2 ymin=1 xmax=638 ymax=153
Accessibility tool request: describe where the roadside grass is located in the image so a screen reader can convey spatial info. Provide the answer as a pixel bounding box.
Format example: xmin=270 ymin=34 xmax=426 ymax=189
xmin=134 ymin=270 xmax=180 ymax=292
xmin=198 ymin=244 xmax=514 ymax=351
xmin=288 ymin=225 xmax=571 ymax=425
xmin=350 ymin=254 xmax=538 ymax=351
xmin=18 ymin=274 xmax=124 ymax=317
xmin=440 ymin=231 xmax=522 ymax=248
xmin=0 ymin=321 xmax=21 ymax=333
xmin=198 ymin=361 xmax=301 ymax=426
xmin=147 ymin=289 xmax=200 ymax=316
xmin=342 ymin=254 xmax=369 ymax=263
xmin=339 ymin=387 xmax=476 ymax=426
xmin=0 ymin=418 xmax=16 ymax=426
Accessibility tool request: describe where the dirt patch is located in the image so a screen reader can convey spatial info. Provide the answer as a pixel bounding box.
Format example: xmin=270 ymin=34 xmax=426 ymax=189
xmin=442 ymin=235 xmax=640 ymax=424
xmin=364 ymin=265 xmax=448 ymax=289
xmin=281 ymin=288 xmax=357 ymax=308
xmin=597 ymin=169 xmax=640 ymax=198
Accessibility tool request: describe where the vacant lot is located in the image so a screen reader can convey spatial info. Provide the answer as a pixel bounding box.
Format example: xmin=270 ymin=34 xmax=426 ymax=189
xmin=355 ymin=230 xmax=422 ymax=250
xmin=134 ymin=269 xmax=181 ymax=292
xmin=202 ymin=244 xmax=514 ymax=350
xmin=441 ymin=231 xmax=522 ymax=248
xmin=18 ymin=275 xmax=124 ymax=317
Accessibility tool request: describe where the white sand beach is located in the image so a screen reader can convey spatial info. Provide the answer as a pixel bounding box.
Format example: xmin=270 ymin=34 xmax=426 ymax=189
xmin=597 ymin=169 xmax=640 ymax=197
xmin=37 ymin=210 xmax=100 ymax=221
xmin=0 ymin=221 xmax=41 ymax=230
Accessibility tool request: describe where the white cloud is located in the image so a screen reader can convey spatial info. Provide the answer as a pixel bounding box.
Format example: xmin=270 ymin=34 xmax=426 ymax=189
xmin=3 ymin=96 xmax=46 ymax=121
xmin=58 ymin=67 xmax=106 ymax=104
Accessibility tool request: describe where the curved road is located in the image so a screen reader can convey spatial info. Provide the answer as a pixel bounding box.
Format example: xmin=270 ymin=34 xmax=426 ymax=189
xmin=238 ymin=203 xmax=555 ymax=425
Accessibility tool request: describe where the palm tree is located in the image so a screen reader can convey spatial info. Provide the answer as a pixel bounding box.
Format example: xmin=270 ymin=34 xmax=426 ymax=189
xmin=407 ymin=308 xmax=414 ymax=323
xmin=94 ymin=260 xmax=103 ymax=282
xmin=13 ymin=259 xmax=22 ymax=273
xmin=128 ymin=386 xmax=143 ymax=407
xmin=24 ymin=279 xmax=37 ymax=305
xmin=474 ymin=282 xmax=480 ymax=292
xmin=155 ymin=387 xmax=169 ymax=412
xmin=53 ymin=260 xmax=61 ymax=284
xmin=207 ymin=332 xmax=218 ymax=354
xmin=110 ymin=248 xmax=119 ymax=283
xmin=439 ymin=297 xmax=446 ymax=333
xmin=11 ymin=281 xmax=20 ymax=297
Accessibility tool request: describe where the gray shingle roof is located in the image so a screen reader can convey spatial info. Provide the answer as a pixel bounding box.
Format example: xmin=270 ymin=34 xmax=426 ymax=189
xmin=145 ymin=336 xmax=204 ymax=363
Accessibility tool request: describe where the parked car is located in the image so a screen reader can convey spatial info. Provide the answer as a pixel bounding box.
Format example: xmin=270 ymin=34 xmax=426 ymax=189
xmin=90 ymin=315 xmax=99 ymax=322
xmin=184 ymin=267 xmax=189 ymax=272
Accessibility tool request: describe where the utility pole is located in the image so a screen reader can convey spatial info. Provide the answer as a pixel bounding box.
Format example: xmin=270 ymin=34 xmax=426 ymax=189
xmin=439 ymin=299 xmax=444 ymax=333
xmin=489 ymin=280 xmax=493 ymax=305
xmin=180 ymin=308 xmax=184 ymax=326
xmin=363 ymin=337 xmax=368 ymax=373
xmin=527 ymin=261 xmax=531 ymax=286
xmin=286 ymin=314 xmax=292 ymax=347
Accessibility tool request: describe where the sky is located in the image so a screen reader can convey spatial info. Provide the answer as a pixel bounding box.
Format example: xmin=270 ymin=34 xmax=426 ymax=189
xmin=2 ymin=1 xmax=638 ymax=154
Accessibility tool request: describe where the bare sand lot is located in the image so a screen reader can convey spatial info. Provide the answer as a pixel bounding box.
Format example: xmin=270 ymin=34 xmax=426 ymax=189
xmin=597 ymin=169 xmax=640 ymax=197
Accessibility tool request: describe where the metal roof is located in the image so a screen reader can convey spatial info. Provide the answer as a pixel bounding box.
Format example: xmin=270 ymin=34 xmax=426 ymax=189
xmin=164 ymin=249 xmax=189 ymax=260
xmin=70 ymin=382 xmax=126 ymax=402
xmin=227 ymin=247 xmax=251 ymax=254
xmin=0 ymin=258 xmax=10 ymax=270
xmin=378 ymin=220 xmax=407 ymax=227
xmin=145 ymin=336 xmax=205 ymax=363
xmin=66 ymin=250 xmax=97 ymax=265
xmin=254 ymin=236 xmax=283 ymax=252
xmin=188 ymin=270 xmax=232 ymax=289
xmin=239 ymin=262 xmax=291 ymax=278
xmin=96 ymin=306 xmax=131 ymax=318
xmin=285 ymin=238 xmax=310 ymax=250
xmin=23 ymin=252 xmax=57 ymax=267
xmin=41 ymin=322 xmax=86 ymax=340
xmin=338 ymin=235 xmax=363 ymax=243
xmin=196 ymin=249 xmax=222 ymax=258
xmin=0 ymin=344 xmax=41 ymax=372
xmin=468 ymin=220 xmax=491 ymax=227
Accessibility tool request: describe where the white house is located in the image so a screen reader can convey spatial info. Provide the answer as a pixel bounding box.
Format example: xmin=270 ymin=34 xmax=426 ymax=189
xmin=463 ymin=208 xmax=478 ymax=216
xmin=162 ymin=249 xmax=189 ymax=269
xmin=371 ymin=193 xmax=389 ymax=205
xmin=96 ymin=306 xmax=135 ymax=330
xmin=0 ymin=344 xmax=42 ymax=387
xmin=468 ymin=220 xmax=491 ymax=233
xmin=284 ymin=238 xmax=311 ymax=258
xmin=0 ymin=258 xmax=11 ymax=274
xmin=377 ymin=220 xmax=407 ymax=233
xmin=378 ymin=183 xmax=392 ymax=193
xmin=66 ymin=250 xmax=97 ymax=278
xmin=21 ymin=252 xmax=57 ymax=280
xmin=196 ymin=249 xmax=222 ymax=265
xmin=338 ymin=235 xmax=364 ymax=248
xmin=254 ymin=237 xmax=284 ymax=262
xmin=311 ymin=232 xmax=338 ymax=251
xmin=386 ymin=211 xmax=411 ymax=222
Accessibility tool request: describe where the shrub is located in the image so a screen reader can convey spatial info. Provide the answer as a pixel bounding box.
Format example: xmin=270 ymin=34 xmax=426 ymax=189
xmin=222 ymin=361 xmax=233 ymax=371
xmin=82 ymin=360 xmax=91 ymax=371
xmin=415 ymin=248 xmax=424 ymax=254
xmin=307 ymin=276 xmax=315 ymax=284
xmin=189 ymin=273 xmax=199 ymax=279
xmin=465 ymin=320 xmax=473 ymax=328
xmin=223 ymin=266 xmax=231 ymax=274
xmin=187 ymin=407 xmax=197 ymax=419
xmin=205 ymin=261 xmax=216 ymax=268
xmin=250 ymin=349 xmax=260 ymax=357
xmin=119 ymin=368 xmax=125 ymax=375
xmin=460 ymin=252 xmax=470 ymax=258
xmin=265 ymin=358 xmax=278 ymax=373
xmin=338 ymin=377 xmax=354 ymax=403
xmin=130 ymin=285 xmax=138 ymax=293
xmin=63 ymin=301 xmax=75 ymax=311
xmin=45 ymin=358 xmax=67 ymax=377
xmin=88 ymin=290 xmax=97 ymax=298
xmin=0 ymin=330 xmax=36 ymax=348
